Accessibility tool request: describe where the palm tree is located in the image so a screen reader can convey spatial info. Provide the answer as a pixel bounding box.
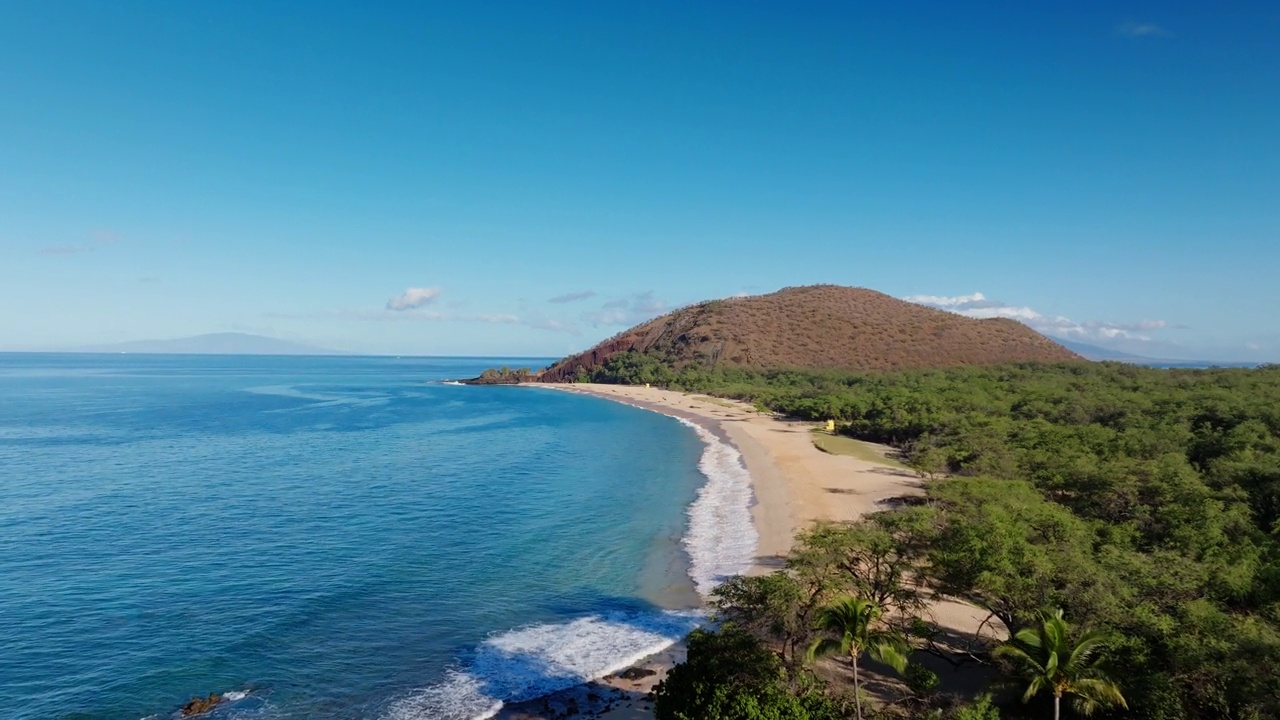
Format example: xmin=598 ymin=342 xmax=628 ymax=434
xmin=994 ymin=608 xmax=1127 ymax=720
xmin=806 ymin=596 xmax=908 ymax=720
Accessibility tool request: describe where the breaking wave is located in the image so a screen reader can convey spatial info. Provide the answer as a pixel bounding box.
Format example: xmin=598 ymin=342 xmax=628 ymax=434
xmin=383 ymin=612 xmax=703 ymax=720
xmin=386 ymin=406 xmax=758 ymax=719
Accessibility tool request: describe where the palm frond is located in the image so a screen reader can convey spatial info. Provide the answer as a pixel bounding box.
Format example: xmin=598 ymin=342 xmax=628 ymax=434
xmin=1042 ymin=614 xmax=1069 ymax=655
xmin=807 ymin=636 xmax=847 ymax=664
xmin=1044 ymin=648 xmax=1059 ymax=679
xmin=995 ymin=607 xmax=1127 ymax=714
xmin=1071 ymin=677 xmax=1128 ymax=711
xmin=1066 ymin=631 xmax=1114 ymax=671
xmin=1021 ymin=674 xmax=1045 ymax=703
xmin=1013 ymin=626 xmax=1044 ymax=649
xmin=993 ymin=642 xmax=1046 ymax=675
xmin=868 ymin=640 xmax=909 ymax=675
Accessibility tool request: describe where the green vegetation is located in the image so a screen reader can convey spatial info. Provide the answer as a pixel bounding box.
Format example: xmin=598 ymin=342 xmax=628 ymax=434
xmin=994 ymin=609 xmax=1127 ymax=719
xmin=807 ymin=597 xmax=909 ymax=720
xmin=653 ymin=626 xmax=848 ymax=720
xmin=811 ymin=430 xmax=911 ymax=470
xmin=468 ymin=366 xmax=534 ymax=385
xmin=601 ymin=353 xmax=1280 ymax=719
xmin=692 ymin=394 xmax=742 ymax=409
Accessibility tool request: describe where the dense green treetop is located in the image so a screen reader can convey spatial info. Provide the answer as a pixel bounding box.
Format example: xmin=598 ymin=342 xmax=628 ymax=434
xmin=594 ymin=355 xmax=1280 ymax=719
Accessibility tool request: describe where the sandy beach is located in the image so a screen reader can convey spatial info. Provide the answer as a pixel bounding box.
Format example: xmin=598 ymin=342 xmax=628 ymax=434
xmin=496 ymin=383 xmax=998 ymax=720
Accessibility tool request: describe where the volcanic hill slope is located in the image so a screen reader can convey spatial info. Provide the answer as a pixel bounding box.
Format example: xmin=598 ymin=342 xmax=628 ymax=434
xmin=539 ymin=285 xmax=1080 ymax=381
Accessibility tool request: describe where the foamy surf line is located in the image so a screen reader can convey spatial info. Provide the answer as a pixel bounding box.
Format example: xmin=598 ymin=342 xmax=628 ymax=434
xmin=539 ymin=390 xmax=759 ymax=594
xmin=384 ymin=611 xmax=704 ymax=720
xmin=386 ymin=387 xmax=760 ymax=720
xmin=532 ymin=388 xmax=760 ymax=595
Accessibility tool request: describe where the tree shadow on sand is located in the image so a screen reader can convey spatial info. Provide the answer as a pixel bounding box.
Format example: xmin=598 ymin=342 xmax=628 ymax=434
xmin=867 ymin=466 xmax=921 ymax=479
xmin=752 ymin=554 xmax=788 ymax=570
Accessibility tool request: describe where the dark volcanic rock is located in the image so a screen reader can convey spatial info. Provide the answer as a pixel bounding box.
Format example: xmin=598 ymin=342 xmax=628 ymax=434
xmin=180 ymin=693 xmax=222 ymax=717
xmin=618 ymin=666 xmax=657 ymax=680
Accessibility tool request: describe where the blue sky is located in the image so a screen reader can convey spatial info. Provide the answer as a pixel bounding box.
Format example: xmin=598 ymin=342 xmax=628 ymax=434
xmin=1 ymin=2 xmax=1276 ymax=360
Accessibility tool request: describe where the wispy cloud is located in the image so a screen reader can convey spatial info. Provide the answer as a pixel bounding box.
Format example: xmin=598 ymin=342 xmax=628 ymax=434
xmin=524 ymin=318 xmax=580 ymax=334
xmin=1117 ymin=22 xmax=1174 ymax=38
xmin=268 ymin=305 xmax=579 ymax=333
xmin=272 ymin=286 xmax=580 ymax=334
xmin=547 ymin=290 xmax=597 ymax=304
xmin=39 ymin=244 xmax=96 ymax=256
xmin=904 ymin=292 xmax=1170 ymax=343
xmin=472 ymin=313 xmax=520 ymax=325
xmin=386 ymin=287 xmax=443 ymax=311
xmin=585 ymin=291 xmax=669 ymax=327
xmin=269 ymin=307 xmax=503 ymax=323
xmin=37 ymin=229 xmax=124 ymax=256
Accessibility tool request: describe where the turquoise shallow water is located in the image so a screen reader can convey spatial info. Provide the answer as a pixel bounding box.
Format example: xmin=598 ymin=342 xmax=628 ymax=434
xmin=0 ymin=354 xmax=750 ymax=719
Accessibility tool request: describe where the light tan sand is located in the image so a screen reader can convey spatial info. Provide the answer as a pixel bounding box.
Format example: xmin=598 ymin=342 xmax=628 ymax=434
xmin=502 ymin=384 xmax=999 ymax=719
xmin=555 ymin=383 xmax=926 ymax=566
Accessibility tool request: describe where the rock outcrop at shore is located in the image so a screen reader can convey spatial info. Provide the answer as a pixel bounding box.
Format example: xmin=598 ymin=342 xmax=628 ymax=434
xmin=537 ymin=285 xmax=1080 ymax=381
xmin=180 ymin=693 xmax=222 ymax=717
xmin=462 ymin=367 xmax=535 ymax=385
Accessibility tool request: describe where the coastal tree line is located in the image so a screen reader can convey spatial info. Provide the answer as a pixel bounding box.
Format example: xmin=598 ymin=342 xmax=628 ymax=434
xmin=583 ymin=354 xmax=1280 ymax=719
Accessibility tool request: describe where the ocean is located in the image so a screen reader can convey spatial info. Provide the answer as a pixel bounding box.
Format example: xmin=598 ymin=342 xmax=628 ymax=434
xmin=0 ymin=354 xmax=756 ymax=719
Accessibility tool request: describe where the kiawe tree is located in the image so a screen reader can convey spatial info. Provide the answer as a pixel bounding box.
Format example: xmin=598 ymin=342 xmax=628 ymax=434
xmin=653 ymin=625 xmax=842 ymax=720
xmin=806 ymin=596 xmax=908 ymax=720
xmin=994 ymin=608 xmax=1127 ymax=720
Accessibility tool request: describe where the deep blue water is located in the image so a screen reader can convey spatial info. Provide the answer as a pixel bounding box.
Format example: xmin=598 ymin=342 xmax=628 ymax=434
xmin=0 ymin=354 xmax=745 ymax=719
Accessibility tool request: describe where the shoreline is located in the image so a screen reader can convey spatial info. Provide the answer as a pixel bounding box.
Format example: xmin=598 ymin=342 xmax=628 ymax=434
xmin=582 ymin=389 xmax=793 ymax=572
xmin=493 ymin=383 xmax=923 ymax=720
xmin=499 ymin=383 xmax=999 ymax=720
xmin=495 ymin=385 xmax=782 ymax=720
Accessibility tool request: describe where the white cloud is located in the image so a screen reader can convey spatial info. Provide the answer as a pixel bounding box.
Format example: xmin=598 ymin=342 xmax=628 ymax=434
xmin=1117 ymin=22 xmax=1174 ymax=38
xmin=905 ymin=292 xmax=1170 ymax=343
xmin=386 ymin=287 xmax=443 ymax=311
xmin=904 ymin=292 xmax=990 ymax=308
xmin=585 ymin=291 xmax=669 ymax=327
xmin=471 ymin=314 xmax=520 ymax=325
xmin=525 ymin=318 xmax=580 ymax=334
xmin=547 ymin=290 xmax=597 ymax=304
xmin=355 ymin=308 xmax=515 ymax=324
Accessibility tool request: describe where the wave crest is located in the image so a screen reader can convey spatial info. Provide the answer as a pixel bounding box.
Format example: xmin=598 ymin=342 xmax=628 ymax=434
xmin=384 ymin=611 xmax=702 ymax=720
xmin=675 ymin=418 xmax=759 ymax=597
xmin=386 ymin=402 xmax=757 ymax=720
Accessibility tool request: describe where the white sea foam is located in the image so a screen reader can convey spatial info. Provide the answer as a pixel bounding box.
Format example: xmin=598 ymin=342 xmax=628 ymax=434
xmin=674 ymin=417 xmax=760 ymax=597
xmin=243 ymin=384 xmax=390 ymax=409
xmin=383 ymin=611 xmax=703 ymax=720
xmin=386 ymin=397 xmax=758 ymax=720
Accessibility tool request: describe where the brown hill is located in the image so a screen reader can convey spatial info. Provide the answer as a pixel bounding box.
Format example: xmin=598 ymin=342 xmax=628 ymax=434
xmin=539 ymin=285 xmax=1080 ymax=381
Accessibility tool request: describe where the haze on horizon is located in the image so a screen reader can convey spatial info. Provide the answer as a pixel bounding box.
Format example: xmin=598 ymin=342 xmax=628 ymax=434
xmin=1 ymin=2 xmax=1276 ymax=362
